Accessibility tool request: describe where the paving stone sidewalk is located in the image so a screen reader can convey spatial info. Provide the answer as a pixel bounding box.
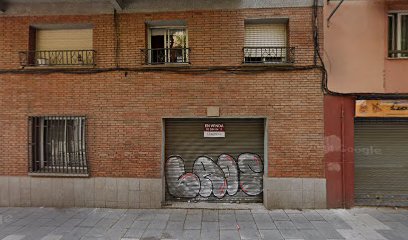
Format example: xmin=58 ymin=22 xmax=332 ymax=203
xmin=0 ymin=207 xmax=408 ymax=240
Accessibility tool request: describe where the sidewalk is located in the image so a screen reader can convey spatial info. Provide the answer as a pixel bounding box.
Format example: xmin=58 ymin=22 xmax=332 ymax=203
xmin=0 ymin=207 xmax=407 ymax=240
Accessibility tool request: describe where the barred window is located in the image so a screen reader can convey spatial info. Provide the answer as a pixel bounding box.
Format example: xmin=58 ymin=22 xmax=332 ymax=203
xmin=29 ymin=116 xmax=88 ymax=175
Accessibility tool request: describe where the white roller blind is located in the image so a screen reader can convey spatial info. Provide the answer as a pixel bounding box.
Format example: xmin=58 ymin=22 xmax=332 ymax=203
xmin=36 ymin=29 xmax=93 ymax=51
xmin=244 ymin=23 xmax=287 ymax=47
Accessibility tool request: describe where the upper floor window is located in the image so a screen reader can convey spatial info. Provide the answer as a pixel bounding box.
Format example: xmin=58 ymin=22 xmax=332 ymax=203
xmin=143 ymin=20 xmax=189 ymax=65
xmin=19 ymin=24 xmax=95 ymax=67
xmin=388 ymin=13 xmax=408 ymax=58
xmin=243 ymin=19 xmax=294 ymax=64
xmin=29 ymin=116 xmax=88 ymax=176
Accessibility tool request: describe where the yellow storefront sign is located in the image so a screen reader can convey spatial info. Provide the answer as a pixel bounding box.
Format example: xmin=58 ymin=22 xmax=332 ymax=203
xmin=356 ymin=100 xmax=408 ymax=117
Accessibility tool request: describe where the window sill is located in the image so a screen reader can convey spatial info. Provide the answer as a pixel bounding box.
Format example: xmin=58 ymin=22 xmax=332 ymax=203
xmin=387 ymin=57 xmax=408 ymax=60
xmin=29 ymin=172 xmax=90 ymax=178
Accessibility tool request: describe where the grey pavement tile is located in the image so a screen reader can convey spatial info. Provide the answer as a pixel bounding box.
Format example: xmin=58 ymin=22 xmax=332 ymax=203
xmin=93 ymin=217 xmax=119 ymax=229
xmin=238 ymin=223 xmax=260 ymax=240
xmin=40 ymin=234 xmax=63 ymax=240
xmin=354 ymin=213 xmax=391 ymax=230
xmin=105 ymin=227 xmax=127 ymax=240
xmin=310 ymin=221 xmax=344 ymax=239
xmin=299 ymin=229 xmax=325 ymax=240
xmin=184 ymin=215 xmax=202 ymax=230
xmin=59 ymin=218 xmax=83 ymax=229
xmin=135 ymin=212 xmax=157 ymax=221
xmin=219 ymin=220 xmax=238 ymax=230
xmin=367 ymin=211 xmax=398 ymax=222
xmin=61 ymin=227 xmax=93 ymax=240
xmin=219 ymin=214 xmax=235 ymax=222
xmin=183 ymin=220 xmax=201 ymax=230
xmin=130 ymin=220 xmax=150 ymax=229
xmin=182 ymin=229 xmax=201 ymax=240
xmin=288 ymin=214 xmax=315 ymax=230
xmin=320 ymin=213 xmax=352 ymax=229
xmin=0 ymin=226 xmax=25 ymax=239
xmin=12 ymin=226 xmax=57 ymax=240
xmin=168 ymin=210 xmax=187 ymax=222
xmin=253 ymin=213 xmax=276 ymax=230
xmin=220 ymin=229 xmax=240 ymax=240
xmin=259 ymin=230 xmax=283 ymax=240
xmin=274 ymin=220 xmax=296 ymax=230
xmin=141 ymin=228 xmax=163 ymax=239
xmin=235 ymin=212 xmax=254 ymax=222
xmin=278 ymin=229 xmax=304 ymax=239
xmin=284 ymin=209 xmax=302 ymax=214
xmin=124 ymin=227 xmax=145 ymax=238
xmin=146 ymin=220 xmax=168 ymax=230
xmin=218 ymin=210 xmax=235 ymax=215
xmin=154 ymin=213 xmax=170 ymax=221
xmin=202 ymin=210 xmax=218 ymax=222
xmin=166 ymin=221 xmax=184 ymax=230
xmin=336 ymin=229 xmax=367 ymax=240
xmin=302 ymin=210 xmax=325 ymax=221
xmin=377 ymin=230 xmax=408 ymax=240
xmin=201 ymin=221 xmax=219 ymax=240
xmin=79 ymin=216 xmax=105 ymax=228
xmin=187 ymin=209 xmax=202 ymax=216
xmin=269 ymin=210 xmax=289 ymax=221
xmin=1 ymin=235 xmax=26 ymax=240
xmin=111 ymin=215 xmax=137 ymax=229
xmin=162 ymin=230 xmax=183 ymax=240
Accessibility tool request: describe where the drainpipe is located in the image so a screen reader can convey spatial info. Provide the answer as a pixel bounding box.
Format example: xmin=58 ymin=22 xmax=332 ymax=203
xmin=341 ymin=104 xmax=346 ymax=208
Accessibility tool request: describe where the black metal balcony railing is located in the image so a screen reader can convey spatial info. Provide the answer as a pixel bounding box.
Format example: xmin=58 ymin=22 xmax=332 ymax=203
xmin=243 ymin=47 xmax=295 ymax=64
xmin=389 ymin=50 xmax=408 ymax=58
xmin=19 ymin=50 xmax=96 ymax=67
xmin=142 ymin=48 xmax=190 ymax=65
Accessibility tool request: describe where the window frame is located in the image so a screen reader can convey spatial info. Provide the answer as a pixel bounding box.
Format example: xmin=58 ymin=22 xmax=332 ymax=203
xmin=28 ymin=116 xmax=89 ymax=177
xmin=388 ymin=12 xmax=408 ymax=59
xmin=146 ymin=26 xmax=189 ymax=64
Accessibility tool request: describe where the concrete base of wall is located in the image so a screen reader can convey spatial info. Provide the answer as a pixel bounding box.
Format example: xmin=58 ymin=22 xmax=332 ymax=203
xmin=0 ymin=176 xmax=162 ymax=209
xmin=264 ymin=177 xmax=326 ymax=209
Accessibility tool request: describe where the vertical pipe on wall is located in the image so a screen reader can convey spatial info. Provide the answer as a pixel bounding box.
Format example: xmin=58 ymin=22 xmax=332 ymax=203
xmin=341 ymin=104 xmax=346 ymax=208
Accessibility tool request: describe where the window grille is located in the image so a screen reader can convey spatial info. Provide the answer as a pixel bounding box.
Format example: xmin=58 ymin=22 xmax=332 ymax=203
xmin=28 ymin=116 xmax=88 ymax=175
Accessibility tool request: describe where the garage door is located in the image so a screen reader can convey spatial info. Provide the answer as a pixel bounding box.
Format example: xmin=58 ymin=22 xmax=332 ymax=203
xmin=165 ymin=119 xmax=265 ymax=203
xmin=355 ymin=119 xmax=408 ymax=207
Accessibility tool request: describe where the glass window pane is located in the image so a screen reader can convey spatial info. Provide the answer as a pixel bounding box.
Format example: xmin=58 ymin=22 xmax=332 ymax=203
xmin=168 ymin=29 xmax=186 ymax=48
xmin=388 ymin=15 xmax=395 ymax=57
xmin=401 ymin=15 xmax=408 ymax=51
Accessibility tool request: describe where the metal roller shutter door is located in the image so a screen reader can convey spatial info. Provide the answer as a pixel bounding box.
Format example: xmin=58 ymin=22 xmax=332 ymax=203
xmin=355 ymin=119 xmax=408 ymax=207
xmin=165 ymin=119 xmax=265 ymax=203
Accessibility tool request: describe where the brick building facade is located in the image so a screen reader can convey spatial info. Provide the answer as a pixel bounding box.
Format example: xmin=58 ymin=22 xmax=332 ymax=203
xmin=0 ymin=0 xmax=325 ymax=209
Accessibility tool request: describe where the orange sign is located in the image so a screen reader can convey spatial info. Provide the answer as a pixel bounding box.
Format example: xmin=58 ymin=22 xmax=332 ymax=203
xmin=356 ymin=100 xmax=408 ymax=117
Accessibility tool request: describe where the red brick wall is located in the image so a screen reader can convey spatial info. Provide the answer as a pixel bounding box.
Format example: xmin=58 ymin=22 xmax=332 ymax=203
xmin=0 ymin=7 xmax=324 ymax=178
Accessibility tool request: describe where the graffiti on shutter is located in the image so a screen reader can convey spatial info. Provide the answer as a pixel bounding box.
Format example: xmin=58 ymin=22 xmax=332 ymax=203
xmin=165 ymin=153 xmax=263 ymax=199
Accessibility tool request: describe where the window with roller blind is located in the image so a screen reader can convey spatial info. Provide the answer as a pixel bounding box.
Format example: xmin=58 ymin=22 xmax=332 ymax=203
xmin=244 ymin=19 xmax=292 ymax=64
xmin=20 ymin=24 xmax=95 ymax=67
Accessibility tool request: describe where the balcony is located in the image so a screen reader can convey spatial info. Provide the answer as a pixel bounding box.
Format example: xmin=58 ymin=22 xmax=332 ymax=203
xmin=19 ymin=50 xmax=96 ymax=67
xmin=243 ymin=47 xmax=295 ymax=64
xmin=142 ymin=48 xmax=190 ymax=65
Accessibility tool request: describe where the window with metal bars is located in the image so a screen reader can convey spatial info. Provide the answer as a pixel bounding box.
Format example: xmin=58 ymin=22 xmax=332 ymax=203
xmin=388 ymin=13 xmax=408 ymax=58
xmin=29 ymin=116 xmax=88 ymax=175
